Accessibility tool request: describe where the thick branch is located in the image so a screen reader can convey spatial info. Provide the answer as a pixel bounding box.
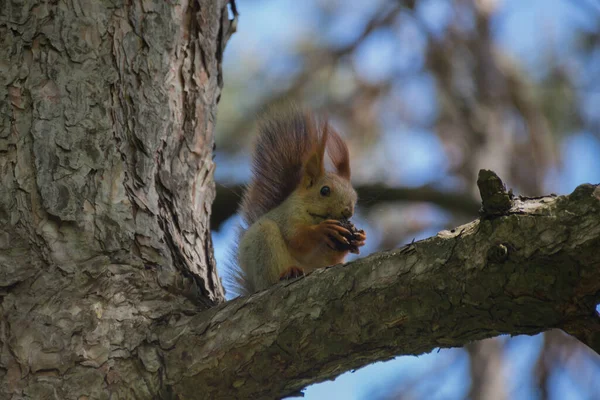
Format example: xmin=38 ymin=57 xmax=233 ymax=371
xmin=159 ymin=183 xmax=600 ymax=399
xmin=211 ymin=183 xmax=481 ymax=228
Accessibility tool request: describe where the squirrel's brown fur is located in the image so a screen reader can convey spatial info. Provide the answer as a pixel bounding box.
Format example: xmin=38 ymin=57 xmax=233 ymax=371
xmin=240 ymin=110 xmax=326 ymax=226
xmin=228 ymin=107 xmax=364 ymax=296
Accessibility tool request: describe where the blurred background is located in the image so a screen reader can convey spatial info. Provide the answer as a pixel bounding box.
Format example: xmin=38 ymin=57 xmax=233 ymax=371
xmin=211 ymin=0 xmax=600 ymax=398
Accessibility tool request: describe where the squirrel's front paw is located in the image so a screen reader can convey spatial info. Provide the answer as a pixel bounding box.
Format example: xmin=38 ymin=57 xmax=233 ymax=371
xmin=279 ymin=266 xmax=305 ymax=280
xmin=329 ymin=219 xmax=366 ymax=254
xmin=316 ymin=219 xmax=352 ymax=250
xmin=348 ymin=229 xmax=366 ymax=254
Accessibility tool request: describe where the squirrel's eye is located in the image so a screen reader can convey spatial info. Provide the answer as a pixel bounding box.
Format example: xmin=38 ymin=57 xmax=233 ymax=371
xmin=320 ymin=186 xmax=331 ymax=197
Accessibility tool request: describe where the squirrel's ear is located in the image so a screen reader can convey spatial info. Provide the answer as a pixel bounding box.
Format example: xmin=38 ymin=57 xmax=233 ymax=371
xmin=303 ymin=151 xmax=323 ymax=187
xmin=302 ymin=120 xmax=328 ymax=187
xmin=327 ymin=127 xmax=351 ymax=180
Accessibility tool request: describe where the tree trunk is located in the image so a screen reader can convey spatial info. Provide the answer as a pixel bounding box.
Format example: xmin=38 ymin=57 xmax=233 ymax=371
xmin=0 ymin=0 xmax=232 ymax=397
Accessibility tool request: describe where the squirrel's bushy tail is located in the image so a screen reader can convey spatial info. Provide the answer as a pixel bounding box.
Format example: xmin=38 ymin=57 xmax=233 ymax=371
xmin=223 ymin=224 xmax=250 ymax=297
xmin=240 ymin=108 xmax=324 ymax=226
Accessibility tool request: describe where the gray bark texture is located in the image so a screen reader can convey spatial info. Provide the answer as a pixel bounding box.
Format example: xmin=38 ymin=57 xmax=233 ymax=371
xmin=0 ymin=0 xmax=232 ymax=398
xmin=1 ymin=1 xmax=600 ymax=400
xmin=158 ymin=184 xmax=600 ymax=399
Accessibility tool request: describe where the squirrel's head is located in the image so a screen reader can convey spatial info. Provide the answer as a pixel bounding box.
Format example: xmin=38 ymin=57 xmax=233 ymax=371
xmin=297 ymin=122 xmax=357 ymax=221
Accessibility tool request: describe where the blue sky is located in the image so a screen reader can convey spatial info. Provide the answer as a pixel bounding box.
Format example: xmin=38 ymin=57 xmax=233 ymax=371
xmin=214 ymin=0 xmax=600 ymax=398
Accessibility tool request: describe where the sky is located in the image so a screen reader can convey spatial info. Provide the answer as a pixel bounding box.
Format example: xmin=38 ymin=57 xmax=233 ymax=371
xmin=213 ymin=0 xmax=600 ymax=398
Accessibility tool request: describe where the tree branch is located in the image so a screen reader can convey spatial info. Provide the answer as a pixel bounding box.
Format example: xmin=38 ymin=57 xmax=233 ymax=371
xmin=211 ymin=183 xmax=481 ymax=228
xmin=159 ymin=183 xmax=600 ymax=399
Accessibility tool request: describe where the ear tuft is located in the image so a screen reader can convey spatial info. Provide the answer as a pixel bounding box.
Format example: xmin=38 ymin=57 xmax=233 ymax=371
xmin=327 ymin=126 xmax=351 ymax=180
xmin=301 ymin=115 xmax=328 ymax=186
xmin=303 ymin=152 xmax=321 ymax=187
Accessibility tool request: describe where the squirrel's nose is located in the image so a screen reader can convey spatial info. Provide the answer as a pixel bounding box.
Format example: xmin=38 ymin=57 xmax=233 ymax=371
xmin=342 ymin=207 xmax=353 ymax=219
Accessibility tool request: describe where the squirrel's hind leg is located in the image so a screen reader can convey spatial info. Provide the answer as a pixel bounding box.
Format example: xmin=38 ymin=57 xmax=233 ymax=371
xmin=279 ymin=266 xmax=305 ymax=280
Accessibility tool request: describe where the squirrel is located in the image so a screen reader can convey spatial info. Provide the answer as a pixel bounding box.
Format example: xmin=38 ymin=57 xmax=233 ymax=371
xmin=228 ymin=108 xmax=366 ymax=296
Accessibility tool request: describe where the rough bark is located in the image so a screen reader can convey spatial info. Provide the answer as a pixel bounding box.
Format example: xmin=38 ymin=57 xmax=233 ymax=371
xmin=0 ymin=0 xmax=232 ymax=397
xmin=159 ymin=184 xmax=600 ymax=399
